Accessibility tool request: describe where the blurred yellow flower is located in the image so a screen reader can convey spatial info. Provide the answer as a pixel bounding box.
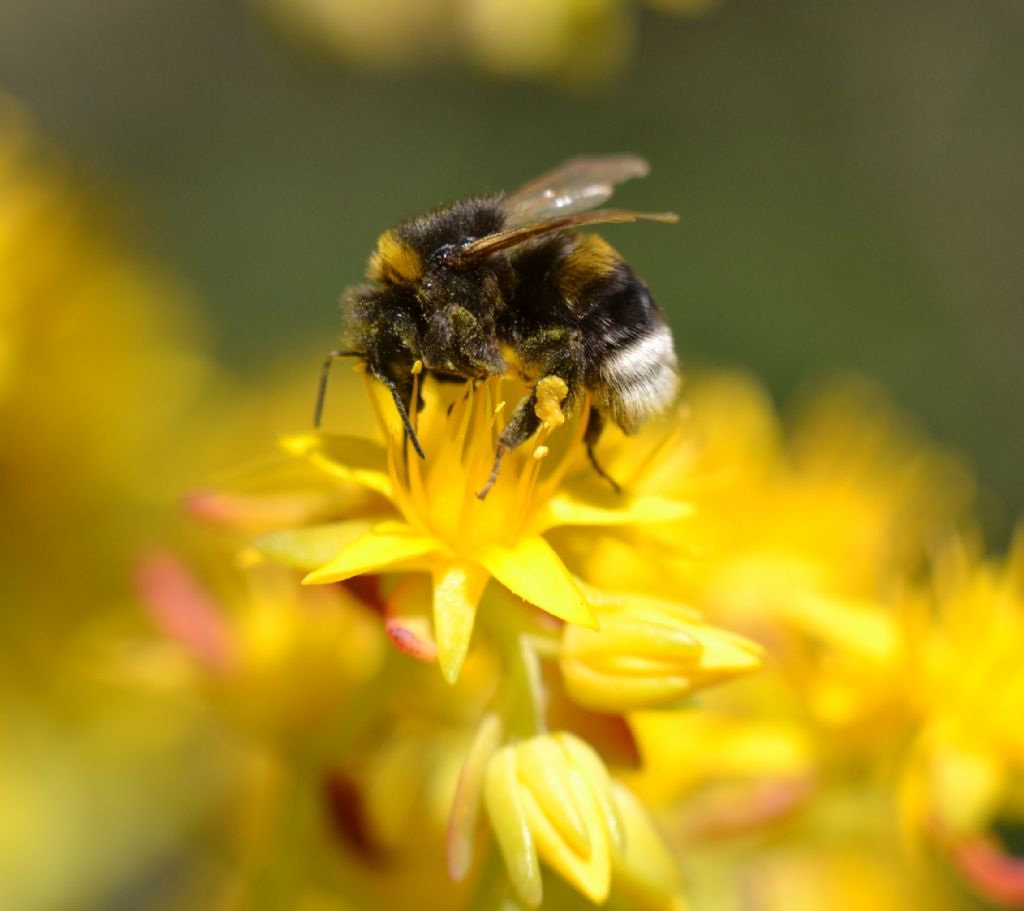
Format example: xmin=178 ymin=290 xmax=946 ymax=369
xmin=0 ymin=98 xmax=212 ymax=649
xmin=253 ymin=0 xmax=714 ymax=86
xmin=0 ymin=97 xmax=225 ymax=911
xmin=897 ymin=530 xmax=1024 ymax=904
xmin=584 ymin=374 xmax=972 ymax=738
xmin=137 ymin=553 xmax=387 ymax=738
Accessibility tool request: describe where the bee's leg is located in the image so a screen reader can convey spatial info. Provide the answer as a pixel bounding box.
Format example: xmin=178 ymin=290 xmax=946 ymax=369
xmin=314 ymin=349 xmax=363 ymax=427
xmin=373 ymin=369 xmax=426 ymax=460
xmin=475 ymin=393 xmax=542 ymax=500
xmin=584 ymin=408 xmax=621 ymax=494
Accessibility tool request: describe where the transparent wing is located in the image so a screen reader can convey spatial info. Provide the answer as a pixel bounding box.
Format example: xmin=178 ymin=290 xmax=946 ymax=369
xmin=502 ymin=154 xmax=651 ymax=228
xmin=447 ymin=208 xmax=678 ymax=270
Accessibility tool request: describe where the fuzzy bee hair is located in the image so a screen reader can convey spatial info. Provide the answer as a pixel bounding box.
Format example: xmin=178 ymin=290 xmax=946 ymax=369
xmin=317 ymin=155 xmax=679 ymax=497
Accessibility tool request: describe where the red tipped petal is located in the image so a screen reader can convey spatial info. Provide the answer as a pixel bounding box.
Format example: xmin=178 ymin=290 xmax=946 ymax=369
xmin=136 ymin=550 xmax=234 ymax=670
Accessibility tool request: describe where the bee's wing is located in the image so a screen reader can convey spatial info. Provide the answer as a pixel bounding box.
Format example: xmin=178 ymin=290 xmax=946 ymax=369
xmin=448 ymin=208 xmax=678 ymax=269
xmin=502 ymin=154 xmax=651 ymax=227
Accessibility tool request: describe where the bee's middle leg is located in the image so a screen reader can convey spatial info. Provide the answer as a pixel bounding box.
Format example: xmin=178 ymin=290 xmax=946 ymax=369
xmin=475 ymin=392 xmax=541 ymax=499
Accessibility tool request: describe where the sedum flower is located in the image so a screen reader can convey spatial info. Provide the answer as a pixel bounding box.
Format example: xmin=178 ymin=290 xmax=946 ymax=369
xmin=484 ymin=731 xmax=684 ymax=909
xmin=136 ymin=546 xmax=495 ymax=911
xmin=0 ymin=96 xmax=212 ymax=647
xmin=583 ymin=373 xmax=972 ymax=741
xmin=897 ymin=530 xmax=1024 ymax=905
xmin=561 ymin=587 xmax=762 ymax=712
xmin=0 ymin=99 xmax=233 ymax=911
xmin=260 ymin=369 xmax=690 ymax=684
xmin=252 ymin=0 xmax=716 ymax=87
xmin=137 ymin=552 xmax=387 ymax=738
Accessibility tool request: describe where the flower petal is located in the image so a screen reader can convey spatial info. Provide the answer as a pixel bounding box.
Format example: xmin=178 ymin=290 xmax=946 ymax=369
xmin=448 ymin=714 xmax=504 ymax=882
xmin=557 ymin=733 xmax=624 ymax=855
xmin=517 ymin=737 xmax=591 ymax=859
xmin=477 ymin=537 xmax=595 ymax=628
xmin=433 ymin=561 xmax=489 ymax=684
xmin=609 ymin=781 xmax=685 ymax=911
xmin=953 ymin=837 xmax=1024 ymax=907
xmin=536 ymin=490 xmax=693 ymax=532
xmin=485 ymin=747 xmax=542 ymax=907
xmin=302 ymin=523 xmax=439 ymax=584
xmin=385 ymin=574 xmax=437 ymax=663
xmin=281 ymin=433 xmax=392 ymax=500
xmin=254 ymin=519 xmax=379 ymax=570
xmin=519 ymin=746 xmax=614 ymax=904
xmin=783 ymin=591 xmax=898 ymax=662
xmin=136 ymin=551 xmax=233 ymax=671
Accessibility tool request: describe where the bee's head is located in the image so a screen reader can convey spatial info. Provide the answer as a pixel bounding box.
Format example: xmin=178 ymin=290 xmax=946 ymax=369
xmin=366 ymin=226 xmax=503 ymax=316
xmin=362 ymin=223 xmax=505 ymax=378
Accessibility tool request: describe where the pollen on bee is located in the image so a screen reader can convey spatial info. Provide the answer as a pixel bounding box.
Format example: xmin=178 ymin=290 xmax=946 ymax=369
xmin=534 ymin=376 xmax=569 ymax=428
xmin=533 ymin=445 xmax=550 ymax=460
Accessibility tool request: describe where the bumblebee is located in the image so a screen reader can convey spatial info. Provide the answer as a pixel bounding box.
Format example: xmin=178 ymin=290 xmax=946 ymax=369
xmin=317 ymin=155 xmax=680 ymax=497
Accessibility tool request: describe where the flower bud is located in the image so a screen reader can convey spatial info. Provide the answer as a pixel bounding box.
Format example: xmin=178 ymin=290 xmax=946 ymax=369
xmin=483 ymin=732 xmax=623 ymax=906
xmin=561 ymin=593 xmax=762 ymax=712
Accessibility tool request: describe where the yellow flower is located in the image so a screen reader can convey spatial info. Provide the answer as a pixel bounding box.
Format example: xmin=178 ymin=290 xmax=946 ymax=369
xmin=484 ymin=731 xmax=684 ymax=908
xmin=587 ymin=374 xmax=972 ymax=741
xmin=0 ymin=99 xmax=232 ymax=911
xmin=896 ymin=530 xmax=1024 ymax=904
xmin=253 ymin=0 xmax=713 ymax=87
xmin=0 ymin=96 xmax=212 ymax=647
xmin=624 ymin=697 xmax=816 ymax=835
xmin=561 ymin=587 xmax=762 ymax=712
xmin=137 ymin=553 xmax=388 ymax=738
xmin=262 ymin=370 xmax=690 ymax=684
xmin=136 ymin=547 xmax=499 ymax=911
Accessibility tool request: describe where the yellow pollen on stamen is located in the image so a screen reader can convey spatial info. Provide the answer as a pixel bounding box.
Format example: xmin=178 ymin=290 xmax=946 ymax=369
xmin=366 ymin=374 xmax=585 ymax=550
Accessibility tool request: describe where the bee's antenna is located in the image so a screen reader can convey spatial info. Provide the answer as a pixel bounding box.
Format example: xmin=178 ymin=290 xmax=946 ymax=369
xmin=314 ymin=349 xmax=362 ymax=428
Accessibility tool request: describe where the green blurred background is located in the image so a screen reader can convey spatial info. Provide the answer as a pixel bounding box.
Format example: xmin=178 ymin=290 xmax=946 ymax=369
xmin=2 ymin=0 xmax=1021 ymax=518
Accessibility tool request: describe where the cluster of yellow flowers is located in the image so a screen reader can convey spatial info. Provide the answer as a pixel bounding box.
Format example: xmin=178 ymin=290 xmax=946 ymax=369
xmin=253 ymin=0 xmax=714 ymax=87
xmin=5 ymin=101 xmax=1024 ymax=911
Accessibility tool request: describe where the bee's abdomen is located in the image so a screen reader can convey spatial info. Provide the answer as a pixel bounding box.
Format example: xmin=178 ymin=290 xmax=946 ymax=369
xmin=583 ymin=265 xmax=679 ymax=432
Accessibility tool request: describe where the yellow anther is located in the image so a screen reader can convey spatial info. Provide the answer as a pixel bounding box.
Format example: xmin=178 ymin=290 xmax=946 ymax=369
xmin=411 ymin=359 xmax=423 ymax=375
xmin=495 ymin=400 xmax=506 ymax=415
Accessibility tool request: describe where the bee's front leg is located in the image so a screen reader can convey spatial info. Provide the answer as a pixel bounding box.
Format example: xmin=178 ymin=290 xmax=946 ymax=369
xmin=370 ymin=364 xmax=426 ymax=460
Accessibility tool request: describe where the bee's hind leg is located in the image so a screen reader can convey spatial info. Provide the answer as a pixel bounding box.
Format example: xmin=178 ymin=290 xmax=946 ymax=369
xmin=584 ymin=408 xmax=621 ymax=494
xmin=475 ymin=393 xmax=542 ymax=500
